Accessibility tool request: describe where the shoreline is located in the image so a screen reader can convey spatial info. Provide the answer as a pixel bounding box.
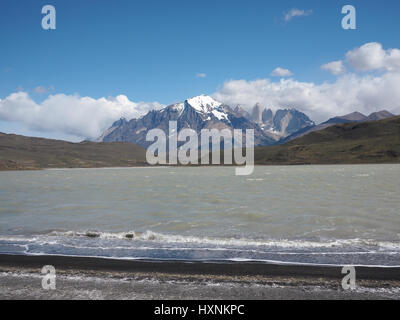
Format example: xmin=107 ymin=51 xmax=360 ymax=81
xmin=2 ymin=253 xmax=400 ymax=280
xmin=1 ymin=254 xmax=400 ymax=300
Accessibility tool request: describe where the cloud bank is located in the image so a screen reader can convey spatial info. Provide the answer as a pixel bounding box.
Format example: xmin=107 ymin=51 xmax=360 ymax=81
xmin=213 ymin=42 xmax=400 ymax=123
xmin=0 ymin=92 xmax=164 ymax=140
xmin=213 ymin=72 xmax=400 ymax=123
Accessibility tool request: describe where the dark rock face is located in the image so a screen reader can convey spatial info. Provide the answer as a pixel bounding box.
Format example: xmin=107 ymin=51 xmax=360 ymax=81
xmin=251 ymin=103 xmax=263 ymax=123
xmin=262 ymin=108 xmax=273 ymax=124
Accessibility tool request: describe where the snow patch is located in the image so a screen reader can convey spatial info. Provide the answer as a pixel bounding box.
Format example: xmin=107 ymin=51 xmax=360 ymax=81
xmin=187 ymin=95 xmax=222 ymax=113
xmin=212 ymin=109 xmax=229 ymax=121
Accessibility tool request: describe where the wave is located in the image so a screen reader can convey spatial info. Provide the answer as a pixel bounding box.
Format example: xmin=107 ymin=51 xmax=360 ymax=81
xmin=44 ymin=230 xmax=400 ymax=250
xmin=2 ymin=230 xmax=400 ymax=267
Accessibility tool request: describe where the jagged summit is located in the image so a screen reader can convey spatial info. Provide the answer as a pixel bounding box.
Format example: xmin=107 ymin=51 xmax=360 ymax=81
xmin=160 ymin=95 xmax=224 ymax=119
xmin=185 ymin=95 xmax=222 ymax=113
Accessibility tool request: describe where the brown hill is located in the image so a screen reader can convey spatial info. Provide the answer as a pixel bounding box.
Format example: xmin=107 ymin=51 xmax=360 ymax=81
xmin=0 ymin=133 xmax=147 ymax=170
xmin=254 ymin=116 xmax=400 ymax=165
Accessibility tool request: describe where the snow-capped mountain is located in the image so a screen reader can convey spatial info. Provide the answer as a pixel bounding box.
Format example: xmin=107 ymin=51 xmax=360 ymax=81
xmin=99 ymin=95 xmax=275 ymax=148
xmin=97 ymin=96 xmax=395 ymax=148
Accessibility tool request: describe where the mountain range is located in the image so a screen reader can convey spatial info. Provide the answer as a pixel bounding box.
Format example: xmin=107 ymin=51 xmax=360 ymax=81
xmin=1 ymin=114 xmax=399 ymax=170
xmin=98 ymin=95 xmax=395 ymax=148
xmin=98 ymin=95 xmax=275 ymax=148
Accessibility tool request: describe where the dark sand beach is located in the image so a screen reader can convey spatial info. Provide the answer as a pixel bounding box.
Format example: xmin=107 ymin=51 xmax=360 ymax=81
xmin=1 ymin=254 xmax=399 ymax=300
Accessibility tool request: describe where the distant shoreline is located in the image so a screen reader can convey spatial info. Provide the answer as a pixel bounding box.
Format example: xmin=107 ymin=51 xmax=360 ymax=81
xmin=3 ymin=164 xmax=272 ymax=172
xmin=1 ymin=162 xmax=400 ymax=172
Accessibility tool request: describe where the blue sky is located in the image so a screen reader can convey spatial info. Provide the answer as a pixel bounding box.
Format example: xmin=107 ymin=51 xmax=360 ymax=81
xmin=1 ymin=0 xmax=400 ymax=140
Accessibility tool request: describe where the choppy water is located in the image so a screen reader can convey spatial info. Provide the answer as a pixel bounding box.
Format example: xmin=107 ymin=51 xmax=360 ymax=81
xmin=0 ymin=165 xmax=399 ymax=266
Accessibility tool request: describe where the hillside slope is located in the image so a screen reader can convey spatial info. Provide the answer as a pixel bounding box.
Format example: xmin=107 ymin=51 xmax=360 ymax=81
xmin=0 ymin=133 xmax=147 ymax=170
xmin=254 ymin=116 xmax=400 ymax=165
xmin=280 ymin=110 xmax=395 ymax=143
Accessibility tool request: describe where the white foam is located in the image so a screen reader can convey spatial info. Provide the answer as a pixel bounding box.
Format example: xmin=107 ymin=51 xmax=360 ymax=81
xmin=43 ymin=230 xmax=400 ymax=251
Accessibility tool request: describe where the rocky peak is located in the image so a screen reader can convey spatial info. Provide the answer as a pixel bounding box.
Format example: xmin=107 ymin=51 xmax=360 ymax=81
xmin=262 ymin=108 xmax=273 ymax=123
xmin=251 ymin=103 xmax=263 ymax=123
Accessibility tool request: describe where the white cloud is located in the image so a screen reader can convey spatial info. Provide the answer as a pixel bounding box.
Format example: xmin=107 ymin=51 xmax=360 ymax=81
xmin=346 ymin=42 xmax=400 ymax=72
xmin=0 ymin=92 xmax=164 ymax=140
xmin=196 ymin=73 xmax=207 ymax=78
xmin=284 ymin=9 xmax=312 ymax=22
xmin=321 ymin=60 xmax=346 ymax=76
xmin=322 ymin=42 xmax=400 ymax=76
xmin=208 ymin=42 xmax=396 ymax=123
xmin=213 ymin=73 xmax=400 ymax=123
xmin=270 ymin=67 xmax=294 ymax=77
